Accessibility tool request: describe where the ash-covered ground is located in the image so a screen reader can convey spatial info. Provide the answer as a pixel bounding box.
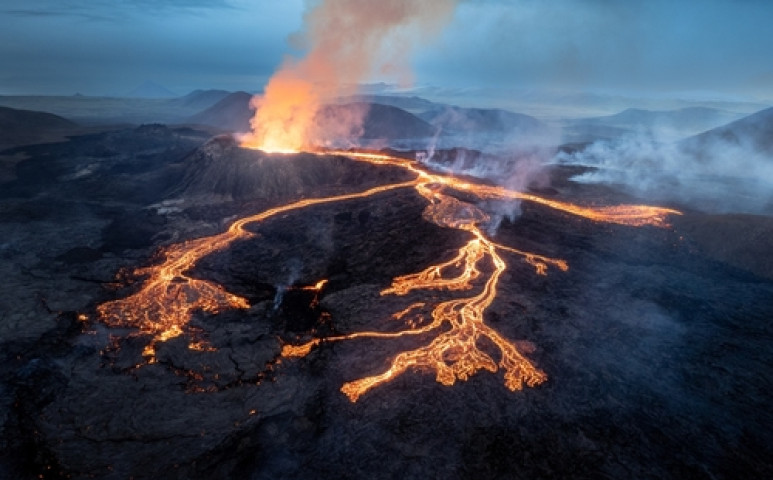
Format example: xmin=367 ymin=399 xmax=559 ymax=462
xmin=1 ymin=125 xmax=771 ymax=479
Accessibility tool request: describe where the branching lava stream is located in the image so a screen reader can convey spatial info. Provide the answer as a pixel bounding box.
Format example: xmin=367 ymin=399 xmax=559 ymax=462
xmin=95 ymin=148 xmax=680 ymax=401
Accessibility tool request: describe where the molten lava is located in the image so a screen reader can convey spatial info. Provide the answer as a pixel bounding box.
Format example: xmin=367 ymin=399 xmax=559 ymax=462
xmin=94 ymin=149 xmax=680 ymax=400
xmin=238 ymin=0 xmax=458 ymax=155
xmin=97 ymin=180 xmax=417 ymax=361
xmin=239 ymin=70 xmax=316 ymax=154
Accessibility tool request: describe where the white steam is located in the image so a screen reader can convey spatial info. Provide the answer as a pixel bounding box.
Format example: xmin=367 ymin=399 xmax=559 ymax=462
xmin=556 ymin=130 xmax=773 ymax=215
xmin=419 ymin=139 xmax=556 ymax=233
xmin=273 ymin=258 xmax=303 ymax=311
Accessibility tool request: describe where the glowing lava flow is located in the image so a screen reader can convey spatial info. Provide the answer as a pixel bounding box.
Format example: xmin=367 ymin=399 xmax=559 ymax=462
xmin=97 ymin=180 xmax=417 ymax=360
xmin=329 ymin=150 xmax=681 ymax=228
xmin=285 ymin=192 xmax=558 ymax=401
xmin=280 ymin=151 xmax=679 ymax=401
xmin=96 ymin=148 xmax=680 ymax=400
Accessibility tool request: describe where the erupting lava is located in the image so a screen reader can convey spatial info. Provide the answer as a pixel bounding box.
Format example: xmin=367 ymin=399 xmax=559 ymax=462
xmin=239 ymin=0 xmax=457 ymax=154
xmin=95 ymin=149 xmax=680 ymax=401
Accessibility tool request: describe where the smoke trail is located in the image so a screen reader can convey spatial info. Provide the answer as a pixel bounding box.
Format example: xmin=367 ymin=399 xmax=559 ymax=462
xmin=273 ymin=258 xmax=303 ymax=311
xmin=241 ymin=0 xmax=458 ymax=153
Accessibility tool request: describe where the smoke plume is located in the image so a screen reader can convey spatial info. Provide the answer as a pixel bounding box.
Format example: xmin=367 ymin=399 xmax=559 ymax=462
xmin=555 ymin=127 xmax=773 ymax=215
xmin=241 ymin=0 xmax=458 ymax=153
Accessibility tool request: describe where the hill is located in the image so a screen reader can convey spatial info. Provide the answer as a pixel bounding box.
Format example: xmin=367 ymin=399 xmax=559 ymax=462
xmin=187 ymin=91 xmax=254 ymax=132
xmin=0 ymin=106 xmax=78 ymax=150
xmin=317 ymin=102 xmax=437 ymax=140
xmin=174 ymin=89 xmax=232 ymax=111
xmin=419 ymin=106 xmax=547 ymax=136
xmin=125 ymin=80 xmax=178 ymax=99
xmin=569 ymin=107 xmax=743 ymax=138
xmin=338 ymin=94 xmax=440 ymax=113
xmin=682 ymin=106 xmax=773 ymax=154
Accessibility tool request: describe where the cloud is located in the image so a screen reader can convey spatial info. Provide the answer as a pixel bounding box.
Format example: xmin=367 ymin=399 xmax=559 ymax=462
xmin=415 ymin=0 xmax=773 ymax=100
xmin=0 ymin=0 xmax=303 ymax=94
xmin=0 ymin=0 xmax=236 ymax=22
xmin=1 ymin=8 xmax=111 ymax=22
xmin=2 ymin=0 xmax=772 ymax=100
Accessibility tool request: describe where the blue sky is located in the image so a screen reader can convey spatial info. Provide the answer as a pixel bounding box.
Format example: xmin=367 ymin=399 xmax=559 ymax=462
xmin=1 ymin=0 xmax=772 ymax=103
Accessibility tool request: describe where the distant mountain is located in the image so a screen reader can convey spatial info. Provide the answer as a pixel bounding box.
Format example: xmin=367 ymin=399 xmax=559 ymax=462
xmin=125 ymin=81 xmax=178 ymax=99
xmin=0 ymin=106 xmax=78 ymax=149
xmin=175 ymin=89 xmax=232 ymax=111
xmin=682 ymin=106 xmax=773 ymax=154
xmin=187 ymin=91 xmax=254 ymax=132
xmin=419 ymin=106 xmax=548 ymax=136
xmin=560 ymin=124 xmax=632 ymax=143
xmin=317 ymin=102 xmax=437 ymax=139
xmin=572 ymin=107 xmax=744 ymax=134
xmin=338 ymin=95 xmax=440 ymax=113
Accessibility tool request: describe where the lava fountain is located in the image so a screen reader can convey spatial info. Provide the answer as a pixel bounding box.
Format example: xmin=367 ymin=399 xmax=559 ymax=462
xmin=240 ymin=0 xmax=457 ymax=153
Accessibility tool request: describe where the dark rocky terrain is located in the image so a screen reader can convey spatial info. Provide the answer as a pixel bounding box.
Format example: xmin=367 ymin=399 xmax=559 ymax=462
xmin=0 ymin=122 xmax=771 ymax=480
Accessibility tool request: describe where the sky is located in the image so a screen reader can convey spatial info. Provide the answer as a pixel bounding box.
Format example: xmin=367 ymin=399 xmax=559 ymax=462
xmin=1 ymin=0 xmax=772 ymax=104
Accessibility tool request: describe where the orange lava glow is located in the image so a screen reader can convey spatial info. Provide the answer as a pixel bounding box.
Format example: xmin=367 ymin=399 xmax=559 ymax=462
xmin=238 ymin=0 xmax=457 ymax=154
xmin=95 ymin=149 xmax=680 ymax=400
xmin=97 ymin=180 xmax=417 ymax=361
xmin=239 ymin=70 xmax=316 ymax=154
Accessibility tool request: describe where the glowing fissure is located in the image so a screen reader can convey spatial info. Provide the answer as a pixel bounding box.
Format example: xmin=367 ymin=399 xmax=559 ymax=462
xmin=95 ymin=150 xmax=680 ymax=401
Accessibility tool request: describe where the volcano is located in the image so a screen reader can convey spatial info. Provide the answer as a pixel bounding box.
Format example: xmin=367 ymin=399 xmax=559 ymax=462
xmin=1 ymin=122 xmax=771 ymax=479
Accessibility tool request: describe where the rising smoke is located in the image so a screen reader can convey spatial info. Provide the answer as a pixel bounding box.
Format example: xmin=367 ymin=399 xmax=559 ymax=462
xmin=420 ymin=145 xmax=554 ymax=233
xmin=555 ymin=114 xmax=773 ymax=215
xmin=419 ymin=110 xmax=560 ymax=232
xmin=240 ymin=0 xmax=458 ymax=153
